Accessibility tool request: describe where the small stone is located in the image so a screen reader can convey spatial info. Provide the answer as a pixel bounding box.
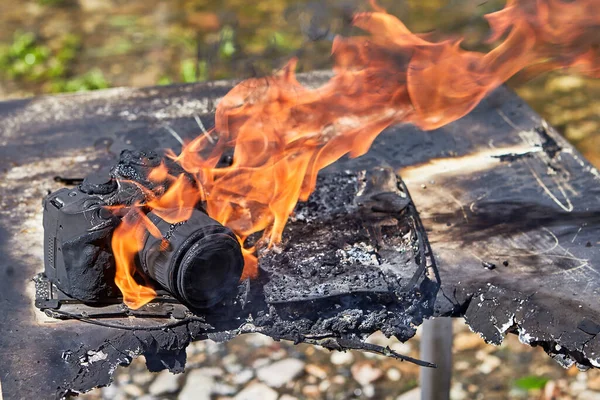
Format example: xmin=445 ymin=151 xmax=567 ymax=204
xmin=351 ymin=362 xmax=383 ymax=386
xmin=390 ymin=341 xmax=412 ymax=354
xmin=232 ymin=369 xmax=254 ymax=385
xmin=204 ymin=340 xmax=224 ymax=355
xmin=366 ymin=331 xmax=389 ymax=346
xmin=454 ymin=332 xmax=484 ymax=351
xmin=149 ymin=370 xmax=180 ymax=395
xmin=222 ymin=354 xmax=238 ymax=366
xmin=132 ymin=371 xmax=154 ymax=386
xmin=212 ymin=382 xmax=237 ymax=395
xmin=101 ymin=384 xmax=123 ymax=400
xmin=571 ymin=380 xmax=588 ymax=395
xmin=251 ymin=358 xmax=270 ymax=369
xmin=302 ymin=384 xmax=320 ymax=398
xmin=234 ymin=382 xmax=278 ymax=400
xmin=280 ymin=395 xmax=299 ymax=400
xmin=454 ymin=361 xmax=471 ymax=371
xmin=588 ymin=371 xmax=600 ymax=390
xmin=305 ymin=364 xmax=328 ymax=380
xmin=269 ymin=348 xmax=287 ymax=360
xmin=122 ymin=384 xmax=143 ymax=397
xmin=450 ymin=383 xmax=468 ymax=400
xmin=386 ymin=368 xmax=402 ymax=381
xmin=396 ymin=387 xmax=421 ymax=400
xmin=245 ymin=333 xmax=274 ymax=347
xmin=178 ymin=370 xmax=215 ymax=400
xmin=363 ymin=384 xmax=375 ymax=398
xmin=332 ymin=375 xmax=346 ymax=385
xmin=477 ymin=354 xmax=501 ymax=374
xmin=330 ymin=351 xmax=354 ymax=365
xmin=257 ymin=358 xmax=305 ymax=388
xmin=578 ymin=391 xmax=600 ymax=400
xmin=116 ymin=374 xmax=131 ymax=385
xmin=198 ymin=367 xmax=224 ymax=377
xmin=318 ymin=380 xmax=331 ymax=392
xmin=225 ymin=363 xmax=243 ymax=374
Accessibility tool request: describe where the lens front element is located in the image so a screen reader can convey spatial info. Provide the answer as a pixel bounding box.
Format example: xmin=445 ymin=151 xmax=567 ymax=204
xmin=142 ymin=209 xmax=244 ymax=309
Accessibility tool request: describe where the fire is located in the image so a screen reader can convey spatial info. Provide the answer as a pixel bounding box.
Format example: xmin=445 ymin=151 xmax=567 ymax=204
xmin=112 ymin=0 xmax=600 ymax=308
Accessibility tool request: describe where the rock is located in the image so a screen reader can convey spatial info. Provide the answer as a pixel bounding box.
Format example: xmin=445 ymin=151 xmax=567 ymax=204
xmin=330 ymin=351 xmax=354 ymax=365
xmin=204 ymin=340 xmax=224 ymax=355
xmin=132 ymin=371 xmax=154 ymax=386
xmin=477 ymin=354 xmax=501 ymax=374
xmin=588 ymin=371 xmax=600 ymax=391
xmin=366 ymin=331 xmax=389 ymax=346
xmin=198 ymin=367 xmax=224 ymax=377
xmin=149 ymin=370 xmax=181 ymax=395
xmin=251 ymin=358 xmax=270 ymax=369
xmin=234 ymin=382 xmax=278 ymax=400
xmin=245 ymin=333 xmax=274 ymax=347
xmin=270 ymin=349 xmax=287 ymax=360
xmin=363 ymin=384 xmax=375 ymax=398
xmin=396 ymin=387 xmax=421 ymax=400
xmin=232 ymin=369 xmax=254 ymax=385
xmin=122 ymin=384 xmax=143 ymax=397
xmin=280 ymin=395 xmax=299 ymax=400
xmin=213 ymin=382 xmax=237 ymax=395
xmin=454 ymin=332 xmax=484 ymax=351
xmin=318 ymin=380 xmax=331 ymax=392
xmin=116 ymin=374 xmax=131 ymax=385
xmin=450 ymin=383 xmax=468 ymax=400
xmin=578 ymin=391 xmax=600 ymax=400
xmin=351 ymin=362 xmax=383 ymax=386
xmin=571 ymin=379 xmax=588 ymax=395
xmin=302 ymin=384 xmax=320 ymax=397
xmin=257 ymin=358 xmax=305 ymax=388
xmin=386 ymin=368 xmax=402 ymax=381
xmin=455 ymin=361 xmax=471 ymax=372
xmin=390 ymin=341 xmax=412 ymax=354
xmin=101 ymin=383 xmax=124 ymax=400
xmin=178 ymin=370 xmax=215 ymax=400
xmin=305 ymin=364 xmax=328 ymax=380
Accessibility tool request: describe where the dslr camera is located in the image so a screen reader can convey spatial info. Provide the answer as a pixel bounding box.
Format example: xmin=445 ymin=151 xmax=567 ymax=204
xmin=39 ymin=150 xmax=244 ymax=312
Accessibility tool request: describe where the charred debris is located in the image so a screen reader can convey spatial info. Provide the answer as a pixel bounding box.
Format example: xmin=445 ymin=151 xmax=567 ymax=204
xmin=35 ymin=149 xmax=440 ymax=390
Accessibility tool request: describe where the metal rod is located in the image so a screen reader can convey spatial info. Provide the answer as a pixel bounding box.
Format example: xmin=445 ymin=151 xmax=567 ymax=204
xmin=420 ymin=317 xmax=453 ymax=400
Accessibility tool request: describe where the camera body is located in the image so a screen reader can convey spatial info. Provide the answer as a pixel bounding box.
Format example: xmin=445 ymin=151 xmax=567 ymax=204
xmin=42 ymin=150 xmax=244 ymax=310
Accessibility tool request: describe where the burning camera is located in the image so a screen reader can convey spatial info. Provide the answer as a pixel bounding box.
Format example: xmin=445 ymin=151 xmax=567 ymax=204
xmin=37 ymin=150 xmax=244 ymax=315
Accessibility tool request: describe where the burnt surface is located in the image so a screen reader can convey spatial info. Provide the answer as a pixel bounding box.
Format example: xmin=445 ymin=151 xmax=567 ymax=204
xmin=0 ymin=74 xmax=599 ymax=398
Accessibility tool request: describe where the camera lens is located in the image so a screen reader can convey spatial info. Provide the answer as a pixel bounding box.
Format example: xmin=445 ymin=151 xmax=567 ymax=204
xmin=141 ymin=209 xmax=244 ymax=309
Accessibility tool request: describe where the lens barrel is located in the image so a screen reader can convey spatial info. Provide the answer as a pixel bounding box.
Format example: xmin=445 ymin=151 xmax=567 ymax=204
xmin=141 ymin=209 xmax=244 ymax=309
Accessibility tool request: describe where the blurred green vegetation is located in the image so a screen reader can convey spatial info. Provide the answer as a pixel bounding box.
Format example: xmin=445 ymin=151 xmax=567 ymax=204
xmin=0 ymin=30 xmax=108 ymax=93
xmin=514 ymin=375 xmax=550 ymax=391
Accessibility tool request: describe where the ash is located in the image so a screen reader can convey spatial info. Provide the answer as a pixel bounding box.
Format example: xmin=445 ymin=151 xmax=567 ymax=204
xmin=252 ymin=170 xmax=437 ymax=344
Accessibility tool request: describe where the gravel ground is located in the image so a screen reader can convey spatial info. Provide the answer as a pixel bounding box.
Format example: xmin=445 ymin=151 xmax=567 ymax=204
xmin=77 ymin=320 xmax=600 ymax=400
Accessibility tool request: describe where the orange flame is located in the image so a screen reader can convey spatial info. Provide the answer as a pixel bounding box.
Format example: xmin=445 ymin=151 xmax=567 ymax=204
xmin=112 ymin=0 xmax=599 ymax=308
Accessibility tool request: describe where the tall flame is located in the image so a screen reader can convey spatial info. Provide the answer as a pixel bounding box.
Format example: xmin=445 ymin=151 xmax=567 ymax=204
xmin=113 ymin=0 xmax=599 ymax=308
